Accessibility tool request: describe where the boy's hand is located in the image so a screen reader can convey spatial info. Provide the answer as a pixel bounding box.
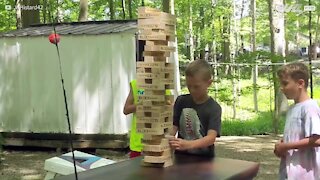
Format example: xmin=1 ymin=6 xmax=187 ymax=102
xmin=274 ymin=139 xmax=287 ymax=158
xmin=169 ymin=138 xmax=192 ymax=150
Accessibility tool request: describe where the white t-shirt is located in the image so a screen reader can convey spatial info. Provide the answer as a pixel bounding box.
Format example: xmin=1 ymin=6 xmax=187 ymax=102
xmin=280 ymin=99 xmax=320 ymax=180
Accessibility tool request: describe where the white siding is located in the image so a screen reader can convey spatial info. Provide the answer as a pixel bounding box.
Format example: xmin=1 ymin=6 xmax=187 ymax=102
xmin=0 ymin=33 xmax=136 ymax=134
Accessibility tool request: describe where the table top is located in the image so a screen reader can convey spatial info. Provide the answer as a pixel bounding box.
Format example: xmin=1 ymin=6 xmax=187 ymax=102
xmin=55 ymin=154 xmax=259 ymax=180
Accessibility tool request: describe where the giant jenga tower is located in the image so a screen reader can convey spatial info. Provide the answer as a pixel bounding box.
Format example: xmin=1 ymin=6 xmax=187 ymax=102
xmin=136 ymin=7 xmax=176 ymax=168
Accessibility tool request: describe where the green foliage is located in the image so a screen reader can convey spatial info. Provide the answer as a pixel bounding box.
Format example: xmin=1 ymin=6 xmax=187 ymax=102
xmin=221 ymin=112 xmax=285 ymax=136
xmin=0 ymin=1 xmax=16 ymax=32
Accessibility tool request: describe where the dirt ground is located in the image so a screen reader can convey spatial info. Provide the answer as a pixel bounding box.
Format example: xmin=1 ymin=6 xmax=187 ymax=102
xmin=0 ymin=135 xmax=281 ymax=180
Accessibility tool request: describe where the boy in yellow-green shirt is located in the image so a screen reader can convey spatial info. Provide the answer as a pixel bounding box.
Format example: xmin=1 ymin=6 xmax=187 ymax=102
xmin=123 ymin=80 xmax=143 ymax=158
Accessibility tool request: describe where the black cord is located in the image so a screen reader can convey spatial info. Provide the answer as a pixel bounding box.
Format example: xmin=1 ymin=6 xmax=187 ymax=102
xmin=48 ymin=4 xmax=78 ymax=180
xmin=308 ymin=0 xmax=313 ymax=98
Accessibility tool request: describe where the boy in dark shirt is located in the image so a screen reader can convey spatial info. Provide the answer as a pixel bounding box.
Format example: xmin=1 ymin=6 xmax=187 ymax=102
xmin=169 ymin=60 xmax=222 ymax=157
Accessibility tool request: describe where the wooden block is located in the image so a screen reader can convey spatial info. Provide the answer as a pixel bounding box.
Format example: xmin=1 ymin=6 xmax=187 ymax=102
xmin=138 ymin=34 xmax=167 ymax=41
xmin=138 ymin=9 xmax=176 ymax=22
xmin=137 ymin=105 xmax=171 ymax=112
xmin=146 ymin=41 xmax=168 ymax=46
xmin=139 ymin=100 xmax=172 ymax=106
xmin=138 ymin=95 xmax=165 ymax=102
xmin=139 ymin=29 xmax=175 ymax=37
xmin=137 ymin=62 xmax=165 ymax=68
xmin=136 ymin=122 xmax=172 ymax=129
xmin=137 ymin=95 xmax=174 ymax=106
xmin=143 ymin=149 xmax=172 ymax=163
xmin=136 ymin=112 xmax=172 ymax=122
xmin=138 ymin=24 xmax=176 ymax=35
xmin=142 ymin=90 xmax=166 ymax=95
xmin=139 ymin=34 xmax=175 ymax=42
xmin=143 ymin=139 xmax=170 ymax=152
xmin=138 ymin=17 xmax=176 ymax=26
xmin=136 ymin=117 xmax=168 ymax=123
xmin=144 ymin=56 xmax=167 ymax=62
xmin=138 ymin=7 xmax=161 ymax=13
xmin=164 ymin=135 xmax=175 ymax=140
xmin=141 ymin=158 xmax=173 ymax=168
xmin=143 ymin=51 xmax=171 ymax=58
xmin=137 ymin=110 xmax=172 ymax=118
xmin=137 ymin=67 xmax=163 ymax=74
xmin=137 ymin=72 xmax=165 ymax=79
xmin=162 ymin=158 xmax=174 ymax=167
xmin=142 ymin=134 xmax=164 ymax=142
xmin=137 ymin=77 xmax=173 ymax=84
xmin=137 ymin=78 xmax=166 ymax=85
xmin=136 ymin=127 xmax=170 ymax=135
xmin=137 ymin=83 xmax=165 ymax=90
xmin=138 ymin=23 xmax=170 ymax=30
xmin=163 ymin=79 xmax=174 ymax=84
xmin=138 ymin=17 xmax=176 ymax=27
xmin=136 ymin=62 xmax=174 ymax=73
xmin=144 ymin=45 xmax=176 ymax=52
xmin=165 ymin=84 xmax=175 ymax=90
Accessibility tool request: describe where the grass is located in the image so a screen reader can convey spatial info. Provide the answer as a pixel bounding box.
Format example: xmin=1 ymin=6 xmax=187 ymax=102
xmin=221 ymin=112 xmax=286 ymax=136
xmin=180 ymin=76 xmax=320 ymax=136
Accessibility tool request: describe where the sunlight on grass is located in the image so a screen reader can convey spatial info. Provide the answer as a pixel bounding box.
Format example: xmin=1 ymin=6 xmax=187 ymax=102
xmin=179 ymin=76 xmax=320 ymax=136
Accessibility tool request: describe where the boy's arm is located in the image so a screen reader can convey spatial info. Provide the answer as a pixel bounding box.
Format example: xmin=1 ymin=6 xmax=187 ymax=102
xmin=170 ymin=125 xmax=178 ymax=136
xmin=275 ymin=135 xmax=320 ymax=155
xmin=169 ymin=130 xmax=218 ymax=150
xmin=189 ymin=130 xmax=218 ymax=149
xmin=123 ymin=87 xmax=136 ymax=115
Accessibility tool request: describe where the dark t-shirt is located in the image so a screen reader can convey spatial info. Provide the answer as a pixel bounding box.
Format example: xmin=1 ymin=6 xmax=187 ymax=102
xmin=173 ymin=94 xmax=222 ymax=157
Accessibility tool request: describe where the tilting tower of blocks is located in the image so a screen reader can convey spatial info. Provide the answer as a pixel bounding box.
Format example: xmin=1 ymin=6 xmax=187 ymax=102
xmin=136 ymin=7 xmax=176 ymax=167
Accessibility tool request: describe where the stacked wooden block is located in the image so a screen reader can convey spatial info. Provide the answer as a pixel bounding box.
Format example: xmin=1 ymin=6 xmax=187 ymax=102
xmin=136 ymin=7 xmax=176 ymax=168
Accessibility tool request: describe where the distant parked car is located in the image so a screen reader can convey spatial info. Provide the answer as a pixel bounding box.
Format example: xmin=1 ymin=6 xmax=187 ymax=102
xmin=300 ymin=45 xmax=320 ymax=57
xmin=300 ymin=47 xmax=308 ymax=56
xmin=256 ymin=46 xmax=270 ymax=52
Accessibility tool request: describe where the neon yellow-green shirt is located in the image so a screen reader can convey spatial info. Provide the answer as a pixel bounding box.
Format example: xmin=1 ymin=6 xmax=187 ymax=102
xmin=129 ymin=80 xmax=173 ymax=152
xmin=129 ymin=80 xmax=144 ymax=152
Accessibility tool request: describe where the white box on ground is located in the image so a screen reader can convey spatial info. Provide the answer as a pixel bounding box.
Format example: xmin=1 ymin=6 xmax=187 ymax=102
xmin=44 ymin=150 xmax=116 ymax=180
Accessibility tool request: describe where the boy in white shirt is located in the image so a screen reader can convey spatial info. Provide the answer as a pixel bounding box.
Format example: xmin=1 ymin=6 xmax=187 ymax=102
xmin=274 ymin=62 xmax=320 ymax=180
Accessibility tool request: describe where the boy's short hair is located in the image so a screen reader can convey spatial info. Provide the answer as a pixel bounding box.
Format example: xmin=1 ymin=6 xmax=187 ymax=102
xmin=277 ymin=62 xmax=309 ymax=88
xmin=185 ymin=60 xmax=212 ymax=80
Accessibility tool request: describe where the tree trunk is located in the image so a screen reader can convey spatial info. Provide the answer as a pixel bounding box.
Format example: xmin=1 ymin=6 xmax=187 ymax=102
xmin=223 ymin=15 xmax=231 ymax=63
xmin=169 ymin=0 xmax=181 ymax=98
xmin=199 ymin=7 xmax=205 ymax=60
xmin=128 ymin=0 xmax=132 ymax=19
xmin=295 ymin=0 xmax=300 ymax=56
xmin=251 ymin=0 xmax=258 ymax=112
xmin=223 ymin=15 xmax=231 ymax=75
xmin=231 ymin=58 xmax=237 ymax=119
xmin=314 ymin=15 xmax=320 ymax=44
xmin=162 ymin=0 xmax=170 ymax=13
xmin=16 ymin=0 xmax=22 ymax=29
xmin=188 ymin=0 xmax=194 ymax=61
xmin=211 ymin=7 xmax=218 ymax=99
xmin=231 ymin=1 xmax=237 ymax=119
xmin=78 ymin=0 xmax=88 ymax=22
xmin=240 ymin=0 xmax=245 ymax=53
xmin=56 ymin=0 xmax=64 ymax=22
xmin=121 ymin=0 xmax=126 ymax=19
xmin=268 ymin=0 xmax=287 ymax=134
xmin=109 ymin=0 xmax=114 ymax=20
xmin=21 ymin=0 xmax=41 ymax=28
xmin=42 ymin=0 xmax=47 ymax=24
